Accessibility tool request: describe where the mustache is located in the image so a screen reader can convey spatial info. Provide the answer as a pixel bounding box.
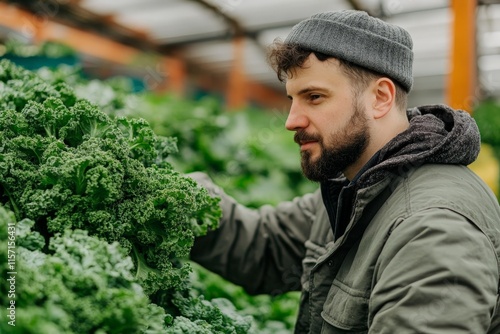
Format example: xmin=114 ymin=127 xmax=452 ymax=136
xmin=294 ymin=130 xmax=321 ymax=145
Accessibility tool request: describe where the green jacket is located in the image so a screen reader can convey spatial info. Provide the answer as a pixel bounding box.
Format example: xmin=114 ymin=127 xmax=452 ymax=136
xmin=190 ymin=105 xmax=500 ymax=333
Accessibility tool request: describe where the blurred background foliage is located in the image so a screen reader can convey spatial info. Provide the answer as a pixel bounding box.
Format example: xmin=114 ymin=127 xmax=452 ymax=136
xmin=472 ymin=99 xmax=500 ymax=197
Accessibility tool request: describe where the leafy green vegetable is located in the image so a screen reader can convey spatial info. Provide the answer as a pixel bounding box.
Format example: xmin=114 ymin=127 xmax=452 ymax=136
xmin=474 ymin=99 xmax=500 ymax=199
xmin=2 ymin=39 xmax=76 ymax=58
xmin=189 ymin=262 xmax=299 ymax=334
xmin=0 ymin=59 xmax=221 ymax=296
xmin=0 ymin=59 xmax=259 ymax=333
xmin=0 ymin=204 xmax=168 ymax=334
xmin=475 ymin=99 xmax=500 ymax=148
xmin=60 ymin=69 xmax=307 ymax=333
xmin=3 ymin=59 xmax=310 ymax=333
xmin=162 ymin=293 xmax=252 ymax=334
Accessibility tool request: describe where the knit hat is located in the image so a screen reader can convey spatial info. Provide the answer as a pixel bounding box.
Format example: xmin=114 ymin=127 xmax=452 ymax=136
xmin=285 ymin=10 xmax=414 ymax=92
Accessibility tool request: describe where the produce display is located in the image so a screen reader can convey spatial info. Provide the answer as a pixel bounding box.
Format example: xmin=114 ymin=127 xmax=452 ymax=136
xmin=38 ymin=62 xmax=308 ymax=333
xmin=2 ymin=52 xmax=500 ymax=333
xmin=1 ymin=2 xmax=500 ymax=333
xmin=1 ymin=39 xmax=77 ymax=59
xmin=0 ymin=59 xmax=256 ymax=333
xmin=0 ymin=205 xmax=168 ymax=334
xmin=0 ymin=55 xmax=313 ymax=333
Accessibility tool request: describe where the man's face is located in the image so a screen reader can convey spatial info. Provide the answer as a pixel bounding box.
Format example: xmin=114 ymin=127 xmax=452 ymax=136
xmin=285 ymin=54 xmax=371 ymax=182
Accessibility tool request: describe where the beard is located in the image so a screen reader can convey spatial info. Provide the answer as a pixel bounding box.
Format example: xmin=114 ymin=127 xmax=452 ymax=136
xmin=295 ymin=101 xmax=370 ymax=182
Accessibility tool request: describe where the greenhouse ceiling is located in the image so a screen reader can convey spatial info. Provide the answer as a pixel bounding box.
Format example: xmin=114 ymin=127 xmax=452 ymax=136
xmin=2 ymin=0 xmax=500 ymax=108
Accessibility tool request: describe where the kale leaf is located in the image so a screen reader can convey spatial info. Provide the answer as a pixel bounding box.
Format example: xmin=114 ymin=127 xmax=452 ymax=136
xmin=0 ymin=59 xmax=221 ymax=296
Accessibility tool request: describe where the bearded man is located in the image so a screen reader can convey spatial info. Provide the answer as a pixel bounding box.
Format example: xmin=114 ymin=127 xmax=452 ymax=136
xmin=189 ymin=10 xmax=500 ymax=334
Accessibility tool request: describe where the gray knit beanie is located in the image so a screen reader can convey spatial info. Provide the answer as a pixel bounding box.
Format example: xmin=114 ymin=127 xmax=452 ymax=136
xmin=285 ymin=10 xmax=414 ymax=92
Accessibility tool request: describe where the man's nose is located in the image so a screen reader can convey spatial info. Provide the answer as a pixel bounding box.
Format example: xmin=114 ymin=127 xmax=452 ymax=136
xmin=285 ymin=102 xmax=309 ymax=131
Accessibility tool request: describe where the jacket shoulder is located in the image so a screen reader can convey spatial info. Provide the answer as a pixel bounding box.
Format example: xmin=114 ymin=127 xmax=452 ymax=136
xmin=386 ymin=163 xmax=500 ymax=278
xmin=401 ymin=164 xmax=500 ymax=221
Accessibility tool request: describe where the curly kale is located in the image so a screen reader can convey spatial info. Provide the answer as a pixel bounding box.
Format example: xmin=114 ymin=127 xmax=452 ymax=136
xmin=166 ymin=294 xmax=253 ymax=334
xmin=0 ymin=59 xmax=221 ymax=296
xmin=0 ymin=60 xmax=255 ymax=333
xmin=0 ymin=204 xmax=168 ymax=334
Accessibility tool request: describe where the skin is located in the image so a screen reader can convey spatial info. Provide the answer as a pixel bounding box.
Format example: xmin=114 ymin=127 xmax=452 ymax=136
xmin=285 ymin=54 xmax=410 ymax=181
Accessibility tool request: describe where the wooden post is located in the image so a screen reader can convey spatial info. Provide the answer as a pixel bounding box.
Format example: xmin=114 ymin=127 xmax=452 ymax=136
xmin=165 ymin=56 xmax=186 ymax=96
xmin=227 ymin=36 xmax=246 ymax=110
xmin=447 ymin=0 xmax=477 ymax=113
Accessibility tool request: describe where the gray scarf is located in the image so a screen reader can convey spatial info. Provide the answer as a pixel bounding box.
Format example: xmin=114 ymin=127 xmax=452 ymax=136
xmin=359 ymin=104 xmax=481 ymax=187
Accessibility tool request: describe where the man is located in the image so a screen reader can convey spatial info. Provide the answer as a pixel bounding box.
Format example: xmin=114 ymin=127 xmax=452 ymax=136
xmin=189 ymin=10 xmax=500 ymax=333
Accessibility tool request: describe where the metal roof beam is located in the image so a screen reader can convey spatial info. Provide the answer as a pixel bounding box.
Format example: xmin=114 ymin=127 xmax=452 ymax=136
xmin=158 ymin=19 xmax=305 ymax=51
xmin=162 ymin=0 xmax=272 ymax=55
xmin=1 ymin=0 xmax=159 ymax=51
xmin=345 ymin=0 xmax=375 ymax=15
xmin=186 ymin=0 xmax=245 ymax=37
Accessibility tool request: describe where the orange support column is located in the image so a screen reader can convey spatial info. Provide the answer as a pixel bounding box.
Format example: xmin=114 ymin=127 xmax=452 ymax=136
xmin=166 ymin=56 xmax=186 ymax=96
xmin=31 ymin=14 xmax=46 ymax=44
xmin=151 ymin=56 xmax=186 ymax=95
xmin=447 ymin=0 xmax=477 ymax=113
xmin=227 ymin=36 xmax=247 ymax=110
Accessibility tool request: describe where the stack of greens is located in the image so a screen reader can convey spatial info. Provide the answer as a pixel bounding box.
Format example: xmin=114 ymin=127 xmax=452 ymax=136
xmin=0 ymin=59 xmax=254 ymax=333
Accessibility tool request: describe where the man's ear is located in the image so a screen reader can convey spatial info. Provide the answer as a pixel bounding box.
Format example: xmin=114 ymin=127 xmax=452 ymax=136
xmin=371 ymin=77 xmax=396 ymax=119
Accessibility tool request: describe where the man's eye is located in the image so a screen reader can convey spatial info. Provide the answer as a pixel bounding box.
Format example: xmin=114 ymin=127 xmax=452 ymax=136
xmin=310 ymin=94 xmax=321 ymax=101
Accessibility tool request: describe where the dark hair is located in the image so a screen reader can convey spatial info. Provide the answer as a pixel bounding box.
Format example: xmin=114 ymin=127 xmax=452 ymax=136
xmin=267 ymin=39 xmax=408 ymax=111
